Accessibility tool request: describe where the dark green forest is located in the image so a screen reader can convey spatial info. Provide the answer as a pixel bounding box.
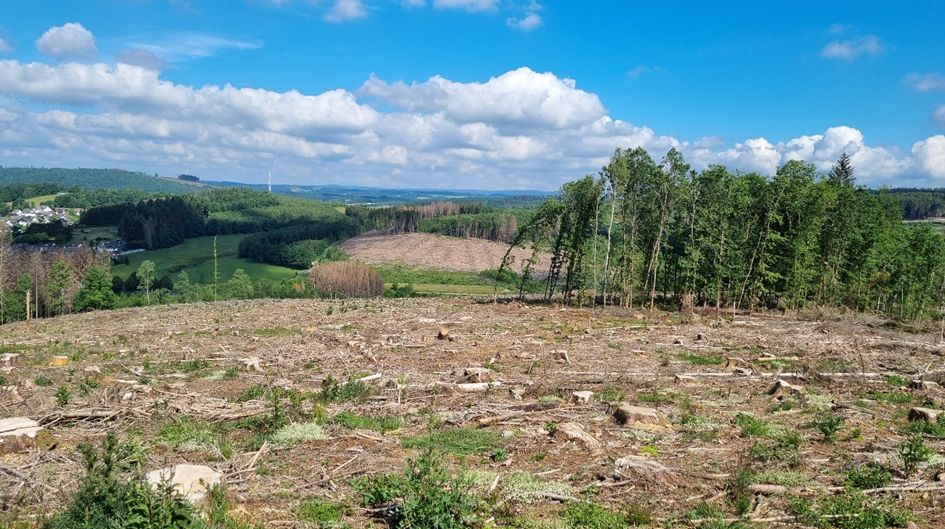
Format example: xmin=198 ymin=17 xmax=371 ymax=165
xmin=503 ymin=151 xmax=945 ymax=321
xmin=0 ymin=167 xmax=202 ymax=193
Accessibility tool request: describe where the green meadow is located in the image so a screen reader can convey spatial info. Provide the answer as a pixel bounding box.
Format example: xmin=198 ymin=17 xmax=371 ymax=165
xmin=112 ymin=234 xmax=298 ymax=283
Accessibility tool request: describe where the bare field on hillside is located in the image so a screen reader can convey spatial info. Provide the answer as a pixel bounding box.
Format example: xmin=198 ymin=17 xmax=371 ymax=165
xmin=340 ymin=231 xmax=551 ymax=275
xmin=2 ymin=299 xmax=945 ymax=527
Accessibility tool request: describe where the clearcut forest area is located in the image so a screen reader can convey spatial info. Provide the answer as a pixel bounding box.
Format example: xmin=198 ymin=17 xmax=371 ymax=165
xmin=2 ymin=299 xmax=944 ymax=528
xmin=5 ymin=158 xmax=945 ymax=529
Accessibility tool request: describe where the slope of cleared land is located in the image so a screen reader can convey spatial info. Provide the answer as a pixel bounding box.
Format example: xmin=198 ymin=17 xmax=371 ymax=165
xmin=341 ymin=231 xmax=551 ymax=275
xmin=1 ymin=300 xmax=944 ymax=527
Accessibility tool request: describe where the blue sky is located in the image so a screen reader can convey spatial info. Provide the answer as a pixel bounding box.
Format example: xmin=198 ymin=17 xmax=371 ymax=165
xmin=1 ymin=0 xmax=944 ymax=189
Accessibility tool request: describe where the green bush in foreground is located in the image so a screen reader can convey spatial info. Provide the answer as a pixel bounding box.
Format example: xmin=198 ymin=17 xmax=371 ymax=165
xmin=44 ymin=434 xmax=257 ymax=529
xmin=354 ymin=449 xmax=483 ymax=528
xmin=43 ymin=434 xmax=196 ymax=529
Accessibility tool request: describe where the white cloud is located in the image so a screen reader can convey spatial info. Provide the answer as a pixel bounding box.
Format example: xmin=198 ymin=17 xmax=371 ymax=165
xmin=360 ymin=67 xmax=605 ymax=131
xmin=0 ymin=57 xmax=938 ymax=189
xmin=904 ymin=72 xmax=945 ymax=92
xmin=912 ymin=136 xmax=945 ymax=179
xmin=433 ymin=0 xmax=499 ymax=12
xmin=36 ymin=22 xmax=97 ymax=59
xmin=506 ymin=12 xmax=542 ymax=31
xmin=627 ymin=65 xmax=653 ymax=79
xmin=325 ymin=0 xmax=367 ymax=21
xmin=935 ymin=105 xmax=945 ymax=127
xmin=506 ymin=1 xmax=542 ymax=31
xmin=0 ymin=36 xmax=11 ymax=53
xmin=402 ymin=0 xmax=426 ymax=6
xmin=131 ymin=34 xmax=260 ymax=62
xmin=116 ymin=49 xmax=168 ymax=71
xmin=821 ymin=35 xmax=883 ymax=61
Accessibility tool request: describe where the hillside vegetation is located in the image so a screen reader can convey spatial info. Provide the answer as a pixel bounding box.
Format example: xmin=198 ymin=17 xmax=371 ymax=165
xmin=0 ymin=167 xmax=203 ymax=193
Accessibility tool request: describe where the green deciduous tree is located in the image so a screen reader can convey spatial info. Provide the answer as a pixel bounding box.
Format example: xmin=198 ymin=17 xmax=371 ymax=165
xmin=74 ymin=266 xmax=118 ymax=312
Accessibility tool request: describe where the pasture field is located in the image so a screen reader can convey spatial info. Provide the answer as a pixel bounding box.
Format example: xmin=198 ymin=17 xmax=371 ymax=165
xmin=111 ymin=234 xmax=297 ymax=283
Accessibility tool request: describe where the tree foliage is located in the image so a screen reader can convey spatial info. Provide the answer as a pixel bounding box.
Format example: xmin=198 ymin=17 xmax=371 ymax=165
xmin=502 ymin=150 xmax=945 ymax=321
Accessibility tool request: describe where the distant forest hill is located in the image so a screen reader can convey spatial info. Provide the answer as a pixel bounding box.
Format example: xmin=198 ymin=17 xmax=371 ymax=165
xmin=207 ymin=181 xmax=555 ymax=207
xmin=5 ymin=166 xmax=945 ymax=219
xmin=886 ymin=188 xmax=945 ymax=220
xmin=0 ymin=167 xmax=204 ymax=194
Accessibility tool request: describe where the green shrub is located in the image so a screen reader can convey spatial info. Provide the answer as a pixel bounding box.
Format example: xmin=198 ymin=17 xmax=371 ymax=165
xmin=295 ymin=497 xmax=350 ymax=528
xmin=790 ymin=491 xmax=911 ymax=529
xmin=898 ymin=434 xmax=932 ymax=476
xmin=749 ymin=430 xmax=804 ymax=468
xmin=845 ymin=463 xmax=892 ymax=490
xmin=735 ymin=413 xmax=772 ymax=437
xmin=906 ymin=414 xmax=945 ymax=437
xmin=562 ymin=501 xmax=628 ymax=529
xmin=810 ymin=412 xmax=844 ymax=443
xmin=355 ymin=449 xmax=483 ymax=528
xmin=319 ymin=375 xmax=372 ymax=404
xmin=55 ymin=385 xmax=72 ymax=406
xmin=43 ymin=434 xmax=198 ymax=529
xmin=35 ymin=374 xmax=54 ymax=387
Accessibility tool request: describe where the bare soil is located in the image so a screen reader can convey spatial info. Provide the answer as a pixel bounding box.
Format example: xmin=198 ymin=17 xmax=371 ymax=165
xmin=1 ymin=299 xmax=944 ymax=527
xmin=340 ymin=231 xmax=551 ymax=275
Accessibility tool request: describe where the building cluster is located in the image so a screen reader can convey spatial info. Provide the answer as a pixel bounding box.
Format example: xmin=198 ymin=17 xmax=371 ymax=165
xmin=2 ymin=205 xmax=82 ymax=230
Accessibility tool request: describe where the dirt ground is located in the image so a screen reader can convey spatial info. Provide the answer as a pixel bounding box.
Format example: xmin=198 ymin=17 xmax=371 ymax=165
xmin=1 ymin=299 xmax=944 ymax=527
xmin=340 ymin=232 xmax=551 ymax=275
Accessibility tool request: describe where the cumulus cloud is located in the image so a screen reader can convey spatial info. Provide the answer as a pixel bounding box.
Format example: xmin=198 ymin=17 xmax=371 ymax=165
xmin=0 ymin=55 xmax=940 ymax=188
xmin=0 ymin=36 xmax=11 ymax=53
xmin=912 ymin=136 xmax=945 ymax=179
xmin=36 ymin=22 xmax=97 ymax=59
xmin=905 ymin=72 xmax=945 ymax=92
xmin=821 ymin=35 xmax=883 ymax=61
xmin=325 ymin=0 xmax=367 ymax=22
xmin=360 ymin=67 xmax=605 ymax=131
xmin=433 ymin=0 xmax=499 ymax=12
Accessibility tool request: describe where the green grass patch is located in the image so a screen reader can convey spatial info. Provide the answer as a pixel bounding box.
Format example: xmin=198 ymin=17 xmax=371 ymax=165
xmin=753 ymin=469 xmax=809 ymax=487
xmin=252 ymin=326 xmax=299 ymax=337
xmin=790 ymin=491 xmax=911 ymax=529
xmin=158 ymin=417 xmax=231 ymax=457
xmin=330 ymin=411 xmax=403 ymax=432
xmin=270 ymin=421 xmax=328 ymax=448
xmin=112 ymin=234 xmax=297 ymax=284
xmin=563 ymin=501 xmax=629 ymax=529
xmin=883 ymin=375 xmax=910 ymax=388
xmin=295 ymin=497 xmax=350 ymax=528
xmin=735 ymin=413 xmax=774 ymax=437
xmin=865 ymin=391 xmax=913 ymax=405
xmin=677 ymin=351 xmax=725 ymax=366
xmin=637 ymin=391 xmax=674 ymax=405
xmin=402 ymin=427 xmax=499 ymax=457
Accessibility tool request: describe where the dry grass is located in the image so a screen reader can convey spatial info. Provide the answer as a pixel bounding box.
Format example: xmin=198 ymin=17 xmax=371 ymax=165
xmin=340 ymin=231 xmax=551 ymax=275
xmin=1 ymin=299 xmax=943 ymax=527
xmin=309 ymin=261 xmax=384 ymax=297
